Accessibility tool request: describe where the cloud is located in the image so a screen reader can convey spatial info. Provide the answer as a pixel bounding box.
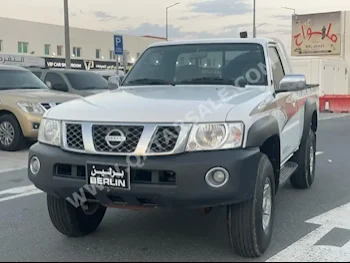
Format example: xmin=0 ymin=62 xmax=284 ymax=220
xmin=189 ymin=0 xmax=252 ymax=16
xmin=116 ymin=23 xmax=182 ymax=38
xmin=272 ymin=14 xmax=292 ymax=21
xmin=178 ymin=15 xmax=203 ymax=20
xmin=94 ymin=11 xmax=128 ymax=22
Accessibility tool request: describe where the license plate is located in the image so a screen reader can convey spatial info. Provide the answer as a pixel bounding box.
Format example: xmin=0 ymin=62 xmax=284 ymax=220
xmin=86 ymin=162 xmax=130 ymax=190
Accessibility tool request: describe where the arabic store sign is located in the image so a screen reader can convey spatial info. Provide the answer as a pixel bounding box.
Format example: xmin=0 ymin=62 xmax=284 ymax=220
xmin=0 ymin=54 xmax=45 ymax=68
xmin=292 ymin=11 xmax=341 ymax=56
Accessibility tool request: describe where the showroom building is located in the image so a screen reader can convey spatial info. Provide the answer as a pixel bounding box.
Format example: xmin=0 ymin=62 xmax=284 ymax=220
xmin=0 ymin=16 xmax=165 ymax=70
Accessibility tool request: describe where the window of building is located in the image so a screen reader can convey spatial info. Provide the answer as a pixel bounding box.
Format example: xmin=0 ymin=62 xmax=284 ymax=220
xmin=268 ymin=47 xmax=285 ymax=90
xmin=73 ymin=47 xmax=81 ymax=57
xmin=44 ymin=44 xmax=51 ymax=55
xmin=96 ymin=49 xmax=101 ymax=59
xmin=57 ymin=45 xmax=63 ymax=56
xmin=18 ymin=42 xmax=29 ymax=53
xmin=0 ymin=40 xmax=2 ymax=52
xmin=109 ymin=50 xmax=115 ymax=60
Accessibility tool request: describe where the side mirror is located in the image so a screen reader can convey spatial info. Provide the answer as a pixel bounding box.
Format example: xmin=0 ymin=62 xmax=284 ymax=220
xmin=276 ymin=74 xmax=306 ymax=93
xmin=108 ymin=76 xmax=120 ymax=90
xmin=52 ymin=83 xmax=68 ymax=92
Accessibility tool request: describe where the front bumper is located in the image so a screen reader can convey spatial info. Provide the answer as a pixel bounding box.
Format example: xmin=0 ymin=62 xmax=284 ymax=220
xmin=18 ymin=113 xmax=42 ymax=138
xmin=28 ymin=143 xmax=261 ymax=209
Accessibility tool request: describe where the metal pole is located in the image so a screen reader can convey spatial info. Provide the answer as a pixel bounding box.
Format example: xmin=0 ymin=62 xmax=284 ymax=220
xmin=63 ymin=0 xmax=71 ymax=69
xmin=253 ymin=0 xmax=256 ymax=38
xmin=166 ymin=8 xmax=168 ymax=41
xmin=116 ymin=56 xmax=119 ymax=76
xmin=165 ymin=2 xmax=180 ymax=41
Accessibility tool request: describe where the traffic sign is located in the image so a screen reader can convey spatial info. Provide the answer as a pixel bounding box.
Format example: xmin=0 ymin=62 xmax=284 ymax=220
xmin=114 ymin=35 xmax=124 ymax=55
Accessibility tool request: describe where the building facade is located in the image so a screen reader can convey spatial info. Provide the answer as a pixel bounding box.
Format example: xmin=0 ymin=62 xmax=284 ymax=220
xmin=0 ymin=17 xmax=165 ymax=70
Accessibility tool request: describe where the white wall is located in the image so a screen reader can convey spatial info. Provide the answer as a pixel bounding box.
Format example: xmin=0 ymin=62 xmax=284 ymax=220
xmin=0 ymin=17 xmax=164 ymax=62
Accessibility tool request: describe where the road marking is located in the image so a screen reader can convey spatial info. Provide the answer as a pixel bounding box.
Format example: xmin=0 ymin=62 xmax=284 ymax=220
xmin=319 ymin=113 xmax=350 ymax=121
xmin=0 ymin=185 xmax=42 ymax=203
xmin=266 ymin=202 xmax=350 ymax=262
xmin=0 ymin=167 xmax=27 ymax=174
xmin=316 ymin=151 xmax=324 ymax=156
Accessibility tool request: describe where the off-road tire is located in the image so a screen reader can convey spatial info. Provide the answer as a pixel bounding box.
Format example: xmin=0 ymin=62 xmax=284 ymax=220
xmin=227 ymin=154 xmax=276 ymax=258
xmin=290 ymin=128 xmax=316 ymax=189
xmin=47 ymin=194 xmax=107 ymax=237
xmin=0 ymin=114 xmax=25 ymax=151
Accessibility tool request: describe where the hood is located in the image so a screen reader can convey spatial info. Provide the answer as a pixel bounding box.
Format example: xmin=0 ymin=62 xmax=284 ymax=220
xmin=75 ymin=89 xmax=109 ymax=97
xmin=46 ymin=85 xmax=263 ymax=123
xmin=1 ymin=89 xmax=81 ymax=102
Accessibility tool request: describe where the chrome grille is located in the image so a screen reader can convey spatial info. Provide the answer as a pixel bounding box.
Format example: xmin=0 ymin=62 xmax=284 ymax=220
xmin=62 ymin=122 xmax=192 ymax=156
xmin=149 ymin=126 xmax=181 ymax=153
xmin=92 ymin=125 xmax=144 ymax=153
xmin=66 ymin=124 xmax=84 ymax=150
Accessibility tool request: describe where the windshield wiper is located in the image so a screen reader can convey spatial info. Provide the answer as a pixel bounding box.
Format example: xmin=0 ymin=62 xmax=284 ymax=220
xmin=126 ymin=78 xmax=175 ymax=86
xmin=178 ymin=77 xmax=246 ymax=87
xmin=82 ymin=86 xmax=108 ymax=90
xmin=0 ymin=87 xmax=43 ymax=90
xmin=21 ymin=87 xmax=44 ymax=89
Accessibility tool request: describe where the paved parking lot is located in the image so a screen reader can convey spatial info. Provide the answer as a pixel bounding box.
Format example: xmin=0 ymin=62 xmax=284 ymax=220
xmin=1 ymin=114 xmax=350 ymax=261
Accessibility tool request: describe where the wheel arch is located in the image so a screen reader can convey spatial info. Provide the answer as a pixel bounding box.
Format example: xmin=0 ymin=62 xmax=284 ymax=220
xmin=246 ymin=116 xmax=281 ymax=192
xmin=302 ymin=100 xmax=318 ymax=141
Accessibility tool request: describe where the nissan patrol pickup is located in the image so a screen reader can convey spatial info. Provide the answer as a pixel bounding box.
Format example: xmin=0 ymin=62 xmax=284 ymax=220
xmin=28 ymin=38 xmax=319 ymax=258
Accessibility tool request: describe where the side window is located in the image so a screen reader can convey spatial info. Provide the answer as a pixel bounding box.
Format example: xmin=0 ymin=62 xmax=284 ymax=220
xmin=44 ymin=73 xmax=67 ymax=91
xmin=32 ymin=71 xmax=42 ymax=78
xmin=268 ymin=47 xmax=285 ymax=90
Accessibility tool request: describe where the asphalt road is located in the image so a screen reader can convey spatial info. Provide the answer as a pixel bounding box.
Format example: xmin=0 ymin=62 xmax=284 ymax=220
xmin=1 ymin=116 xmax=350 ymax=261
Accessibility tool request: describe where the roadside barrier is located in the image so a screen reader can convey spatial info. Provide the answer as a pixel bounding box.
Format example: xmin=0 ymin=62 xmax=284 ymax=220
xmin=319 ymin=95 xmax=350 ymax=113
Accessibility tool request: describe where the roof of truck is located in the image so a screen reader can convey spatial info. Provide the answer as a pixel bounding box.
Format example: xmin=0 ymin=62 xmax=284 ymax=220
xmin=149 ymin=38 xmax=276 ymax=47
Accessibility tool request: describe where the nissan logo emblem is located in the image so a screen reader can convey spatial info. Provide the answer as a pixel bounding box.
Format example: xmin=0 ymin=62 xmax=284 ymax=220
xmin=105 ymin=129 xmax=126 ymax=149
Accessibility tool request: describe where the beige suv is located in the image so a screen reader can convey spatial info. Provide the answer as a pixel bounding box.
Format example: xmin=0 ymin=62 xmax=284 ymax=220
xmin=0 ymin=65 xmax=81 ymax=151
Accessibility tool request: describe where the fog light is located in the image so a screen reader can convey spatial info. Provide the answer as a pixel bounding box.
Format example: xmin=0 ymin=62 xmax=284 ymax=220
xmin=30 ymin=156 xmax=41 ymax=175
xmin=213 ymin=170 xmax=225 ymax=183
xmin=205 ymin=167 xmax=229 ymax=188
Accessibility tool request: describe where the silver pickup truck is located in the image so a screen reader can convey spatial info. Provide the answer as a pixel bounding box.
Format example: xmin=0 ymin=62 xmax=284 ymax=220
xmin=28 ymin=37 xmax=319 ymax=258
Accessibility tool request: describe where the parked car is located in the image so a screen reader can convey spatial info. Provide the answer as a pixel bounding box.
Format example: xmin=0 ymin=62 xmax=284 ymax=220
xmin=90 ymin=69 xmax=125 ymax=82
xmin=30 ymin=68 xmax=109 ymax=96
xmin=28 ymin=38 xmax=319 ymax=258
xmin=0 ymin=65 xmax=81 ymax=151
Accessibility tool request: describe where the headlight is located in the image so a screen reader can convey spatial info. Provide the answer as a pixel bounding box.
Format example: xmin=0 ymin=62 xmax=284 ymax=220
xmin=186 ymin=122 xmax=244 ymax=151
xmin=17 ymin=102 xmax=44 ymax=114
xmin=38 ymin=119 xmax=61 ymax=146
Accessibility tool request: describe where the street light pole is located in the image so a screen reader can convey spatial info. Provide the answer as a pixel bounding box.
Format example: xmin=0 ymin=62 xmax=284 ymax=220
xmin=166 ymin=2 xmax=180 ymax=41
xmin=281 ymin=6 xmax=296 ymax=15
xmin=253 ymin=0 xmax=256 ymax=38
xmin=64 ymin=0 xmax=71 ymax=69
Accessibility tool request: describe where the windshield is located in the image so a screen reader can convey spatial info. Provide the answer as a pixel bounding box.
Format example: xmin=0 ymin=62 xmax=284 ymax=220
xmin=122 ymin=43 xmax=268 ymax=87
xmin=0 ymin=70 xmax=48 ymax=90
xmin=65 ymin=71 xmax=108 ymax=90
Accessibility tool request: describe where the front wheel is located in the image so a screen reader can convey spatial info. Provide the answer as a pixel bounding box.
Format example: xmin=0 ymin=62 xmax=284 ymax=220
xmin=47 ymin=194 xmax=107 ymax=237
xmin=227 ymin=154 xmax=276 ymax=258
xmin=290 ymin=128 xmax=316 ymax=189
xmin=0 ymin=114 xmax=25 ymax=151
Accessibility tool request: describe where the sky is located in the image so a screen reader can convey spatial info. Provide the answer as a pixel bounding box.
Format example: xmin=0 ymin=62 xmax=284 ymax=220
xmin=1 ymin=0 xmax=350 ymax=52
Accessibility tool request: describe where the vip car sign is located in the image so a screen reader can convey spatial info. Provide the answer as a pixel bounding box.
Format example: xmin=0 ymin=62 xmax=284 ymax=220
xmin=114 ymin=35 xmax=124 ymax=55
